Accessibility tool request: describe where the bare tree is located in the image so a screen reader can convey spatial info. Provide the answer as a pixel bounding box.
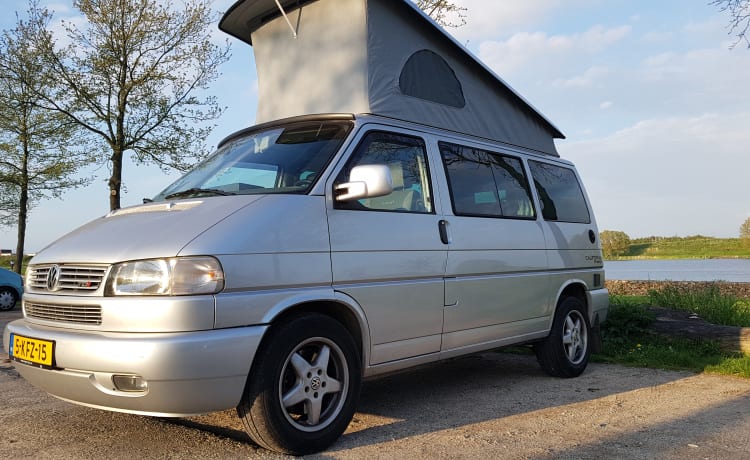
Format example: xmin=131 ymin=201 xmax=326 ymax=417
xmin=416 ymin=0 xmax=467 ymax=28
xmin=0 ymin=2 xmax=89 ymax=273
xmin=31 ymin=0 xmax=231 ymax=210
xmin=712 ymin=0 xmax=750 ymax=48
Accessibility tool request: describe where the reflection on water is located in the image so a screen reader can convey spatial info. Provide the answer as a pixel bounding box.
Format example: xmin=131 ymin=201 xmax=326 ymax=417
xmin=604 ymin=259 xmax=750 ymax=282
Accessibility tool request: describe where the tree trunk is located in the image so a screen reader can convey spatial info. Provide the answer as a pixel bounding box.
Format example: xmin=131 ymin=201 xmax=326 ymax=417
xmin=15 ymin=198 xmax=26 ymax=274
xmin=14 ymin=126 xmax=30 ymax=274
xmin=14 ymin=220 xmax=26 ymax=274
xmin=109 ymin=148 xmax=123 ymax=210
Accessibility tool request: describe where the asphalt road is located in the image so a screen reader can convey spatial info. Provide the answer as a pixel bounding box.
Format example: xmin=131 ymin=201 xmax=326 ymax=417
xmin=3 ymin=308 xmax=750 ymax=459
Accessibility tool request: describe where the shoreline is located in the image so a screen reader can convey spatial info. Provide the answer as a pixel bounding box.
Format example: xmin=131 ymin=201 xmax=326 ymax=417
xmin=606 ymin=256 xmax=750 ymax=261
xmin=606 ymin=280 xmax=750 ymax=298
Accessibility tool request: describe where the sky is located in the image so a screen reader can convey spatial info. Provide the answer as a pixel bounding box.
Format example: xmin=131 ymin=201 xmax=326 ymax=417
xmin=1 ymin=0 xmax=749 ymax=252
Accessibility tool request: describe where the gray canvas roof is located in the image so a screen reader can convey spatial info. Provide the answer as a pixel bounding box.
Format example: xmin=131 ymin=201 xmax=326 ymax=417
xmin=220 ymin=0 xmax=565 ymax=156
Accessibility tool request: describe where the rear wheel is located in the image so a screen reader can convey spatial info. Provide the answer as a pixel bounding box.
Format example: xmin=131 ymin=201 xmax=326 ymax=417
xmin=535 ymin=296 xmax=590 ymax=378
xmin=237 ymin=314 xmax=361 ymax=455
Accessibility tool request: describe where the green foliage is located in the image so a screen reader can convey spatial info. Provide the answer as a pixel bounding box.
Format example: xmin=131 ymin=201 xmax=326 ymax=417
xmin=741 ymin=217 xmax=750 ymax=240
xmin=600 ymin=230 xmax=631 ymax=259
xmin=596 ymin=294 xmax=750 ymax=377
xmin=0 ymin=254 xmax=31 ymax=273
xmin=610 ymin=235 xmax=750 ymax=259
xmin=648 ymin=284 xmax=750 ymax=327
xmin=705 ymin=356 xmax=750 ymax=378
xmin=595 ymin=336 xmax=728 ymax=372
xmin=598 ymin=299 xmax=655 ymax=353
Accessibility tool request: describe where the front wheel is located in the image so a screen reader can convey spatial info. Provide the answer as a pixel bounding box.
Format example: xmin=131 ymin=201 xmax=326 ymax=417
xmin=534 ymin=296 xmax=591 ymax=378
xmin=237 ymin=314 xmax=361 ymax=455
xmin=0 ymin=287 xmax=18 ymax=311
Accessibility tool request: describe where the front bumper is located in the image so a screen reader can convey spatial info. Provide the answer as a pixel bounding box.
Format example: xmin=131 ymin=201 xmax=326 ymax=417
xmin=3 ymin=319 xmax=267 ymax=416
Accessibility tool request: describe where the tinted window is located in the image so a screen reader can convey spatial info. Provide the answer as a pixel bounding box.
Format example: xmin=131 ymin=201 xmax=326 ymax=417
xmin=440 ymin=142 xmax=535 ymax=219
xmin=335 ymin=132 xmax=433 ymax=213
xmin=528 ymin=160 xmax=590 ymax=223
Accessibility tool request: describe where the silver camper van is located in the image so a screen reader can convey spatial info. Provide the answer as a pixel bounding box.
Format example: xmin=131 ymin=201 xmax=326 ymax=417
xmin=3 ymin=0 xmax=608 ymax=455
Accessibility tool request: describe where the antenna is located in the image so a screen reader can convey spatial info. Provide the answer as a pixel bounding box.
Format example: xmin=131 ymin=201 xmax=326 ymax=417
xmin=274 ymin=0 xmax=298 ymax=39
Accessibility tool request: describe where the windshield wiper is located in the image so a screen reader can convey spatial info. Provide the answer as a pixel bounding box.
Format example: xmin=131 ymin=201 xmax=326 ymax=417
xmin=164 ymin=188 xmax=235 ymax=200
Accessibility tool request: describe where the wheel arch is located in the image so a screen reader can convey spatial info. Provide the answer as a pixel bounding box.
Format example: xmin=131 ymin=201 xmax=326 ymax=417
xmin=255 ymin=293 xmax=371 ymax=373
xmin=0 ymin=284 xmax=20 ymax=295
xmin=553 ymin=280 xmax=589 ymax=320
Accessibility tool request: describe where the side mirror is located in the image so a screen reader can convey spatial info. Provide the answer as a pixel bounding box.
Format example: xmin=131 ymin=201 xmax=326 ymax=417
xmin=335 ymin=164 xmax=393 ymax=202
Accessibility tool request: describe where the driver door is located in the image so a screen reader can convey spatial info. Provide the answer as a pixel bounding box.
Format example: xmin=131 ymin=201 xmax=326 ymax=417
xmin=327 ymin=129 xmax=447 ymax=365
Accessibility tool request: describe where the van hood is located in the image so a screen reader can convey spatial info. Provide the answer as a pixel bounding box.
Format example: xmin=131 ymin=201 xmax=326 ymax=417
xmin=31 ymin=196 xmax=265 ymax=265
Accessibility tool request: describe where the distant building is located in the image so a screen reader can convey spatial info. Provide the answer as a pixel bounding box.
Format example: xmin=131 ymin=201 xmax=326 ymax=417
xmin=0 ymin=249 xmax=12 ymax=257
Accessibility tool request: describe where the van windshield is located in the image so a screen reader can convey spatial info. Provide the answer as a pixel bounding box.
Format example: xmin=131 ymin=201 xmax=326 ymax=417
xmin=152 ymin=121 xmax=352 ymax=201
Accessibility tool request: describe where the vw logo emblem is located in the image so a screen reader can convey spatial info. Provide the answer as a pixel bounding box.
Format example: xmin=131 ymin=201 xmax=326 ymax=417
xmin=310 ymin=376 xmax=321 ymax=391
xmin=46 ymin=265 xmax=61 ymax=291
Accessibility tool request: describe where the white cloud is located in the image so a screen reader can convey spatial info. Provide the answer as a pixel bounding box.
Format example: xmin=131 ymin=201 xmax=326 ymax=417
xmin=553 ymin=65 xmax=611 ymax=88
xmin=448 ymin=0 xmax=564 ymax=43
xmin=479 ymin=25 xmax=631 ymax=75
xmin=561 ymin=113 xmax=750 ymax=238
xmin=640 ymin=30 xmax=673 ymax=44
xmin=635 ymin=46 xmax=750 ymax=117
xmin=599 ymin=101 xmax=613 ymax=109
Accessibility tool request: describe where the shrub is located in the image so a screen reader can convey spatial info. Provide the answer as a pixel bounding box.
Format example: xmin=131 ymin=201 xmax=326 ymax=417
xmin=600 ymin=230 xmax=631 ymax=259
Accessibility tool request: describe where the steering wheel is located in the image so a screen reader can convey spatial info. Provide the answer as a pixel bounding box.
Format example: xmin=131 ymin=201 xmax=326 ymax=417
xmin=294 ymin=173 xmax=317 ymax=187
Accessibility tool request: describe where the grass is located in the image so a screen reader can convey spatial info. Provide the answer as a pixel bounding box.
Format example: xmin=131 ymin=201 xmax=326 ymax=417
xmin=595 ymin=288 xmax=750 ymax=377
xmin=610 ymin=235 xmax=750 ymax=259
xmin=0 ymin=255 xmax=32 ymax=274
xmin=648 ymin=284 xmax=750 ymax=327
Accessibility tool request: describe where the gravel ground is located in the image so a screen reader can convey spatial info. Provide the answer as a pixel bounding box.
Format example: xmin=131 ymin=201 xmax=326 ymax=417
xmin=3 ymin=309 xmax=750 ymax=459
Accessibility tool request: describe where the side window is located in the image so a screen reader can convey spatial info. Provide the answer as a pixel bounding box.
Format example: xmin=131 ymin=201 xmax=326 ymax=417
xmin=527 ymin=160 xmax=590 ymax=223
xmin=440 ymin=142 xmax=535 ymax=219
xmin=335 ymin=132 xmax=433 ymax=213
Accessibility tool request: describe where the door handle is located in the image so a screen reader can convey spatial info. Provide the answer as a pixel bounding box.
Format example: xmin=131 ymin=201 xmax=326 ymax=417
xmin=438 ymin=219 xmax=450 ymax=245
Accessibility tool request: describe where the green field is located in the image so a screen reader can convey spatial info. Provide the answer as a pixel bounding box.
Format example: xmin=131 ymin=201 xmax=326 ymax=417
xmin=613 ymin=236 xmax=750 ymax=260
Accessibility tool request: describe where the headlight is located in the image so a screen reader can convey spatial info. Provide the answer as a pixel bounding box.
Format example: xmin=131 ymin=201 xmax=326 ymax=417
xmin=105 ymin=257 xmax=224 ymax=296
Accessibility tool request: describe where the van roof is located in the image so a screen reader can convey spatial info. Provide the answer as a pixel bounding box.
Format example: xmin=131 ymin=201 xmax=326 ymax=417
xmin=220 ymin=0 xmax=565 ymax=157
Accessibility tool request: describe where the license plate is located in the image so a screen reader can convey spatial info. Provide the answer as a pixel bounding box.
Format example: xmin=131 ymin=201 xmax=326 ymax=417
xmin=10 ymin=333 xmax=56 ymax=368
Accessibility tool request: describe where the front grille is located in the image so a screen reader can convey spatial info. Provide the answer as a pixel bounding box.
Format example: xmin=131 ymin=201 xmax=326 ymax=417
xmin=28 ymin=265 xmax=108 ymax=293
xmin=25 ymin=302 xmax=102 ymax=325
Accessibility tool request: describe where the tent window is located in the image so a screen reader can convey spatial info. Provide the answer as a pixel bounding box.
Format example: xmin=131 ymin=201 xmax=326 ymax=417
xmin=399 ymin=50 xmax=465 ymax=108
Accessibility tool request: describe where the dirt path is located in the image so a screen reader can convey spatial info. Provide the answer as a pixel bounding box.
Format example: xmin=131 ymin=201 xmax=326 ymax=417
xmin=3 ymin=309 xmax=750 ymax=459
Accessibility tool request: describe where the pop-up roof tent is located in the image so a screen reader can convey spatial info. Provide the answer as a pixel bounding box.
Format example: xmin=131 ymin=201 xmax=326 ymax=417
xmin=220 ymin=0 xmax=564 ymax=156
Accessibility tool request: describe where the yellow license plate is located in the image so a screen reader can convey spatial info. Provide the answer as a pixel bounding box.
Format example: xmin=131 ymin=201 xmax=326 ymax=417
xmin=10 ymin=333 xmax=55 ymax=368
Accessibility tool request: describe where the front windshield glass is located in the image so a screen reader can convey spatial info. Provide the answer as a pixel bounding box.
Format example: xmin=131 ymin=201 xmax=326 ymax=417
xmin=152 ymin=121 xmax=352 ymax=201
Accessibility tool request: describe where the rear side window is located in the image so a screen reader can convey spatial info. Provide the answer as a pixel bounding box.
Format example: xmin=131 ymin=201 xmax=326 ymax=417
xmin=527 ymin=160 xmax=590 ymax=223
xmin=440 ymin=142 xmax=535 ymax=219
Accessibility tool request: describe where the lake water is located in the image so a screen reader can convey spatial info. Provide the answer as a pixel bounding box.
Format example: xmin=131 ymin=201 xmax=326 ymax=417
xmin=604 ymin=259 xmax=750 ymax=282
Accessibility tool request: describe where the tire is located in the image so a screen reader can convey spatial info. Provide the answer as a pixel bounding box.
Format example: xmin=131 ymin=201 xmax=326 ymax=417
xmin=237 ymin=314 xmax=361 ymax=455
xmin=0 ymin=287 xmax=18 ymax=311
xmin=534 ymin=296 xmax=591 ymax=378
